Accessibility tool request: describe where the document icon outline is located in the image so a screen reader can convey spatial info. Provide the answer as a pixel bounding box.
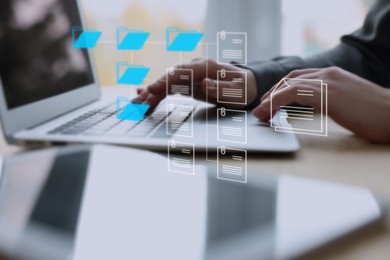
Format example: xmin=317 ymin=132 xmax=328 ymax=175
xmin=115 ymin=96 xmax=149 ymax=121
xmin=166 ymin=27 xmax=204 ymax=52
xmin=166 ymin=103 xmax=194 ymax=138
xmin=72 ymin=26 xmax=102 ymax=49
xmin=217 ymin=31 xmax=247 ymax=65
xmin=116 ymin=62 xmax=150 ymax=85
xmin=166 ymin=68 xmax=194 ymax=99
xmin=168 ymin=140 xmax=195 ymax=175
xmin=217 ymin=146 xmax=247 ymax=183
xmin=116 ymin=27 xmax=150 ymax=50
xmin=270 ymin=78 xmax=328 ymax=136
xmin=217 ymin=69 xmax=247 ymax=105
xmin=217 ymin=108 xmax=247 ymax=144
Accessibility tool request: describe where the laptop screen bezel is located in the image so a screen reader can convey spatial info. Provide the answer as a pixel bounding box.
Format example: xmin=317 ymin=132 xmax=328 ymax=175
xmin=0 ymin=0 xmax=101 ymax=143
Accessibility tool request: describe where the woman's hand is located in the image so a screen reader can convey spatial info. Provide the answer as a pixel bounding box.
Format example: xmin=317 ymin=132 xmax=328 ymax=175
xmin=253 ymin=67 xmax=390 ymax=143
xmin=134 ymin=59 xmax=258 ymax=111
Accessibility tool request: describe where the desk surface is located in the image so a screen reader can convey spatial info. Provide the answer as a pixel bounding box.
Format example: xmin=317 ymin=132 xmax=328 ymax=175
xmin=0 ymin=89 xmax=389 ymax=260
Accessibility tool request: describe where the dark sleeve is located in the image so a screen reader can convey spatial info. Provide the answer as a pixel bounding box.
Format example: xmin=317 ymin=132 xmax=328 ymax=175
xmin=244 ymin=0 xmax=390 ymax=109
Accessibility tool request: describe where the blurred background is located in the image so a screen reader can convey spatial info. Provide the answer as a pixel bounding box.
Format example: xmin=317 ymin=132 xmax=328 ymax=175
xmin=80 ymin=0 xmax=374 ymax=88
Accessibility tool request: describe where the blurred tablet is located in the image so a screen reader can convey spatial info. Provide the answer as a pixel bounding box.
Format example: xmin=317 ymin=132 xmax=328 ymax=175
xmin=0 ymin=145 xmax=387 ymax=260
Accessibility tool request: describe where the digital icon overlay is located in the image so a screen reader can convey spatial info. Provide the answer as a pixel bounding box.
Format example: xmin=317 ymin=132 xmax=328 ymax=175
xmin=166 ymin=68 xmax=194 ymax=98
xmin=168 ymin=140 xmax=195 ymax=175
xmin=79 ymin=24 xmax=255 ymax=183
xmin=166 ymin=27 xmax=204 ymax=52
xmin=217 ymin=69 xmax=247 ymax=105
xmin=72 ymin=26 xmax=102 ymax=49
xmin=270 ymin=78 xmax=328 ymax=136
xmin=116 ymin=97 xmax=149 ymax=121
xmin=166 ymin=103 xmax=194 ymax=137
xmin=217 ymin=146 xmax=247 ymax=183
xmin=116 ymin=27 xmax=150 ymax=50
xmin=217 ymin=31 xmax=247 ymax=65
xmin=116 ymin=62 xmax=150 ymax=85
xmin=217 ymin=108 xmax=247 ymax=144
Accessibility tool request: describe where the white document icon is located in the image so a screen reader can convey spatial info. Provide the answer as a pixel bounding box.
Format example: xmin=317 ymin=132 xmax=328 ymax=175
xmin=166 ymin=68 xmax=193 ymax=99
xmin=217 ymin=146 xmax=247 ymax=183
xmin=168 ymin=140 xmax=195 ymax=175
xmin=217 ymin=108 xmax=247 ymax=144
xmin=166 ymin=104 xmax=193 ymax=137
xmin=217 ymin=31 xmax=247 ymax=65
xmin=270 ymin=78 xmax=328 ymax=136
xmin=217 ymin=69 xmax=247 ymax=105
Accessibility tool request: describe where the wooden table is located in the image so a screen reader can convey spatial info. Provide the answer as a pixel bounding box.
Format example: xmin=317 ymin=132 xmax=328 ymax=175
xmin=0 ymin=93 xmax=389 ymax=260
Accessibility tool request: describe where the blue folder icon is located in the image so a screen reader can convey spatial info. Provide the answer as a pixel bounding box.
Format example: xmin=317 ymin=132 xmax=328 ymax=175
xmin=72 ymin=26 xmax=102 ymax=49
xmin=166 ymin=27 xmax=204 ymax=52
xmin=117 ymin=27 xmax=150 ymax=50
xmin=116 ymin=97 xmax=150 ymax=121
xmin=116 ymin=62 xmax=150 ymax=85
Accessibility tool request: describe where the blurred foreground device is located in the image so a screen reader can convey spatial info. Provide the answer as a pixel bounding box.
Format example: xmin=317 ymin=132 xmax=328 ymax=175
xmin=0 ymin=145 xmax=387 ymax=260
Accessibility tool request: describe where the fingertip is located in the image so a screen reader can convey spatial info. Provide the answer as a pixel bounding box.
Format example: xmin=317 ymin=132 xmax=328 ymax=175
xmin=252 ymin=106 xmax=264 ymax=119
xmin=133 ymin=92 xmax=146 ymax=102
xmin=253 ymin=99 xmax=271 ymax=119
xmin=255 ymin=109 xmax=271 ymax=122
xmin=252 ymin=107 xmax=261 ymax=118
xmin=260 ymin=115 xmax=271 ymax=123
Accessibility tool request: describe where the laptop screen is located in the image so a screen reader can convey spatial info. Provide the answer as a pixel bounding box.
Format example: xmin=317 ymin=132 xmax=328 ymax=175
xmin=0 ymin=0 xmax=94 ymax=110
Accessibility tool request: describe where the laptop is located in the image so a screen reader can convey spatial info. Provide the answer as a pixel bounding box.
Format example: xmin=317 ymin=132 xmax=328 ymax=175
xmin=0 ymin=0 xmax=299 ymax=153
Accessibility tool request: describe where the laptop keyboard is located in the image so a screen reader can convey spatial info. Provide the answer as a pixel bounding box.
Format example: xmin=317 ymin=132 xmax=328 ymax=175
xmin=48 ymin=101 xmax=196 ymax=137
